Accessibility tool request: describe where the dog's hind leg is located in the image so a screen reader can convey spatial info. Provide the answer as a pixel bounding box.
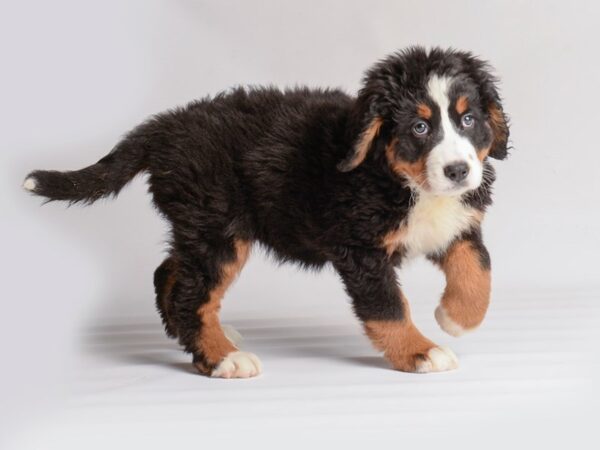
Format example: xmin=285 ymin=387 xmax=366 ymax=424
xmin=153 ymin=255 xmax=179 ymax=338
xmin=169 ymin=235 xmax=260 ymax=378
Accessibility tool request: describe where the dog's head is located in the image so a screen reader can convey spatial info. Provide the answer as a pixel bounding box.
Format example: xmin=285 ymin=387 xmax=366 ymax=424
xmin=338 ymin=47 xmax=509 ymax=196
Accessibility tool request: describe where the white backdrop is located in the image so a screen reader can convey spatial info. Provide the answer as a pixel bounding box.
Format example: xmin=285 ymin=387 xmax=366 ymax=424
xmin=1 ymin=1 xmax=599 ymax=448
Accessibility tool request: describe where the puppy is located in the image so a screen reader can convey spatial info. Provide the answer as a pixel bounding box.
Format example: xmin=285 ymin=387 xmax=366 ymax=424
xmin=24 ymin=47 xmax=509 ymax=378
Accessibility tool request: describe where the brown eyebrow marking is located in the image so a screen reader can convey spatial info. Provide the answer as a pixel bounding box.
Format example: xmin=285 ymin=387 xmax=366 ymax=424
xmin=456 ymin=95 xmax=469 ymax=115
xmin=416 ymin=103 xmax=432 ymax=119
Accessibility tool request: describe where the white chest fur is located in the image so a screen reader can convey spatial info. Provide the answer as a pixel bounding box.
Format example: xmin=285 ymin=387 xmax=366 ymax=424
xmin=398 ymin=194 xmax=480 ymax=258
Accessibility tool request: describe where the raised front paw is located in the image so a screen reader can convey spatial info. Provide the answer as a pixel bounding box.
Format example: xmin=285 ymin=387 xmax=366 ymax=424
xmin=435 ymin=304 xmax=485 ymax=337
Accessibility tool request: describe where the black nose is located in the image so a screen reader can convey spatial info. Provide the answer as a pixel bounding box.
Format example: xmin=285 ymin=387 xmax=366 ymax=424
xmin=444 ymin=162 xmax=470 ymax=183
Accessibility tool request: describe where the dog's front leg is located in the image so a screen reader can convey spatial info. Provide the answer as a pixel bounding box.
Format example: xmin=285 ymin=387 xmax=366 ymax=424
xmin=334 ymin=249 xmax=458 ymax=373
xmin=430 ymin=229 xmax=492 ymax=337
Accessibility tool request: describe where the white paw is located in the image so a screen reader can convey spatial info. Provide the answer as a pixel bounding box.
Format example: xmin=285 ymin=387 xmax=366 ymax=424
xmin=415 ymin=346 xmax=459 ymax=373
xmin=211 ymin=351 xmax=262 ymax=379
xmin=222 ymin=324 xmax=243 ymax=347
xmin=435 ymin=305 xmax=469 ymax=337
xmin=23 ymin=177 xmax=37 ymax=191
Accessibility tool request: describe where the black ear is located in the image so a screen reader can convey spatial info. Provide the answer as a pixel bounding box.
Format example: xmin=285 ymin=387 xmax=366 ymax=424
xmin=487 ymin=101 xmax=509 ymax=160
xmin=337 ymin=116 xmax=383 ymax=172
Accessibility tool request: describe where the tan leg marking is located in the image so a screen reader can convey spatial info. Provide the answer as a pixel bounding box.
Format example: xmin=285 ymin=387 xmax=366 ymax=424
xmin=364 ymin=297 xmax=458 ymax=373
xmin=385 ymin=140 xmax=428 ymax=188
xmin=436 ymin=240 xmax=491 ymax=336
xmin=194 ymin=241 xmax=250 ymax=373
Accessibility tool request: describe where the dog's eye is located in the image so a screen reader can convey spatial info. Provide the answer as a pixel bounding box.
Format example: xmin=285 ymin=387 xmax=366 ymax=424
xmin=461 ymin=113 xmax=475 ymax=128
xmin=412 ymin=121 xmax=430 ymax=137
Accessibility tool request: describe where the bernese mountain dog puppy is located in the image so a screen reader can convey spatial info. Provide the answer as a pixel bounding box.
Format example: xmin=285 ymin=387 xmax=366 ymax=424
xmin=24 ymin=47 xmax=509 ymax=378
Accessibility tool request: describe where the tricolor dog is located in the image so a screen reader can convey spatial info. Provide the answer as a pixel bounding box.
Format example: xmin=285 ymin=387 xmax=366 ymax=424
xmin=24 ymin=47 xmax=509 ymax=378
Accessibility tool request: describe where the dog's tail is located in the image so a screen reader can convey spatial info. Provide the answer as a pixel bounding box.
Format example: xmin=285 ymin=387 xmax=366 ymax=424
xmin=23 ymin=133 xmax=147 ymax=204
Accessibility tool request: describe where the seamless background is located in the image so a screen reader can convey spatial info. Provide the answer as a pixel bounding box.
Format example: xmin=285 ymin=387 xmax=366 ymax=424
xmin=1 ymin=1 xmax=599 ymax=448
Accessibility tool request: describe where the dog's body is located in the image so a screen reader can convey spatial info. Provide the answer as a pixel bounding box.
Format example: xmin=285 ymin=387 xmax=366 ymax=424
xmin=24 ymin=47 xmax=509 ymax=378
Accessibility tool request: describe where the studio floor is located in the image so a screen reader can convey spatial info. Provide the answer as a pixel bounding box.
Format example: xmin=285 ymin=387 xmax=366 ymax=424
xmin=6 ymin=286 xmax=599 ymax=449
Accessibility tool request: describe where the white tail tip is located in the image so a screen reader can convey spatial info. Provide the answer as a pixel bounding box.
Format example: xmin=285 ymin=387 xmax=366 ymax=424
xmin=23 ymin=177 xmax=37 ymax=191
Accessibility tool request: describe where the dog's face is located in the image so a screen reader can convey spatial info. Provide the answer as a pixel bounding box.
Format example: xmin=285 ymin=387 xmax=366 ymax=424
xmin=338 ymin=47 xmax=509 ymax=197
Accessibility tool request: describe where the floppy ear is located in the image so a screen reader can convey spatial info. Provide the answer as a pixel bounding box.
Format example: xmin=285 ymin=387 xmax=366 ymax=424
xmin=487 ymin=101 xmax=509 ymax=160
xmin=337 ymin=117 xmax=383 ymax=172
xmin=458 ymin=51 xmax=510 ymax=160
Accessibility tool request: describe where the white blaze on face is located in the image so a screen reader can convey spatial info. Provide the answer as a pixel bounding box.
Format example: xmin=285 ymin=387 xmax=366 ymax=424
xmin=425 ymin=75 xmax=483 ymax=195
